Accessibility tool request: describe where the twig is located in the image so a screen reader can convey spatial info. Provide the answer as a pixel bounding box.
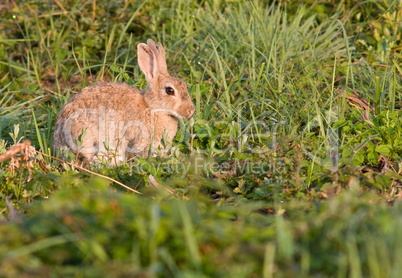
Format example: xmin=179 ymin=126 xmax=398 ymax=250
xmin=26 ymin=11 xmax=69 ymax=20
xmin=148 ymin=174 xmax=175 ymax=194
xmin=0 ymin=141 xmax=141 ymax=194
xmin=345 ymin=92 xmax=375 ymax=122
xmin=54 ymin=0 xmax=67 ymax=12
xmin=149 ymin=174 xmax=189 ymax=200
xmin=36 ymin=150 xmax=142 ymax=194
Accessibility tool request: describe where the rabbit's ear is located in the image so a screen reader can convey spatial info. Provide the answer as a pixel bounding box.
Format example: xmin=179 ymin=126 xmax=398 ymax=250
xmin=137 ymin=43 xmax=158 ymax=82
xmin=146 ymin=39 xmax=168 ymax=75
xmin=156 ymin=42 xmax=168 ymax=75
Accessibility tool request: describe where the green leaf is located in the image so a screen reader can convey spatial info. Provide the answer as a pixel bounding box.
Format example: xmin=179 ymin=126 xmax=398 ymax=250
xmin=375 ymin=174 xmax=392 ymax=188
xmin=375 ymin=144 xmax=391 ymax=155
xmin=367 ymin=151 xmax=378 ymax=165
xmin=353 ymin=152 xmax=365 ymax=165
xmin=110 ymin=64 xmax=120 ymax=73
xmin=342 ymin=148 xmax=352 ymax=158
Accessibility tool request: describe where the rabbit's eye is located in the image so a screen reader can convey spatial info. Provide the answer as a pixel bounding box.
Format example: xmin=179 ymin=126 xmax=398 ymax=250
xmin=165 ymin=87 xmax=175 ymax=96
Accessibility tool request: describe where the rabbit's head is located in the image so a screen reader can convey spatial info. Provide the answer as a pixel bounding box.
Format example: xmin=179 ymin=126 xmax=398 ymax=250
xmin=137 ymin=39 xmax=195 ymax=119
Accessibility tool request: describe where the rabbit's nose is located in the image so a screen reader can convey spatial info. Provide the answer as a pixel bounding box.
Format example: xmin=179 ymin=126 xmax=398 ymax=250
xmin=187 ymin=106 xmax=195 ymax=117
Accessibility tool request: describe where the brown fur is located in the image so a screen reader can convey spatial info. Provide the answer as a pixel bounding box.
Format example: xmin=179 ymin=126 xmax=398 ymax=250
xmin=53 ymin=40 xmax=194 ymax=164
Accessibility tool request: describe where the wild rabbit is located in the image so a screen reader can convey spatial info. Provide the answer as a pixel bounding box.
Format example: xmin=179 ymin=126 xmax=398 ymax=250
xmin=53 ymin=39 xmax=195 ymax=164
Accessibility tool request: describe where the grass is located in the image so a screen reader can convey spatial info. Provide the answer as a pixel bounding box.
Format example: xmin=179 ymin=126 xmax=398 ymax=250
xmin=0 ymin=0 xmax=402 ymax=277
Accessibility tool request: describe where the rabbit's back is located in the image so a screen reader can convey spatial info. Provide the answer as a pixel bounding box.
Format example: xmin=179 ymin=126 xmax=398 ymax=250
xmin=62 ymin=83 xmax=143 ymax=110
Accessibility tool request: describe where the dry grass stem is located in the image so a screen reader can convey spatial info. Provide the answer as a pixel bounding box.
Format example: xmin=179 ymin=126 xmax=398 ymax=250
xmin=0 ymin=140 xmax=141 ymax=194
